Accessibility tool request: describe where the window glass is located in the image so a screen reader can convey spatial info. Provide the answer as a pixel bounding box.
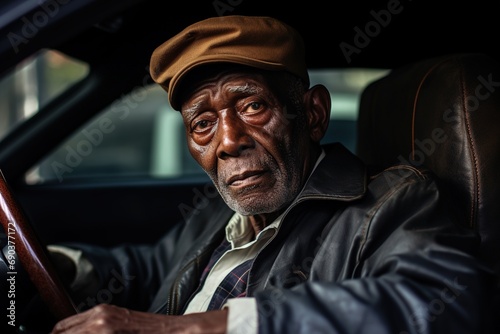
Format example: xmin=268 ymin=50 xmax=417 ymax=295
xmin=312 ymin=68 xmax=389 ymax=151
xmin=0 ymin=49 xmax=89 ymax=141
xmin=27 ymin=68 xmax=389 ymax=184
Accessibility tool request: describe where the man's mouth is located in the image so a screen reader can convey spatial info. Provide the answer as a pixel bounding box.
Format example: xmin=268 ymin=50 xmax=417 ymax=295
xmin=227 ymin=170 xmax=267 ymax=187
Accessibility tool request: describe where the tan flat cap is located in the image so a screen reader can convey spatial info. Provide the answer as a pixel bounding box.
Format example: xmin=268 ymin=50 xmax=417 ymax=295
xmin=150 ymin=15 xmax=309 ymax=110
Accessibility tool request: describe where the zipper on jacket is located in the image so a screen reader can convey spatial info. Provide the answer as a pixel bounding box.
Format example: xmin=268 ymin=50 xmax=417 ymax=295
xmin=165 ymin=259 xmax=197 ymax=315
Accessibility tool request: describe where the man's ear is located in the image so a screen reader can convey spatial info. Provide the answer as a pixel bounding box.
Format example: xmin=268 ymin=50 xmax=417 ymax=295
xmin=303 ymin=84 xmax=331 ymax=143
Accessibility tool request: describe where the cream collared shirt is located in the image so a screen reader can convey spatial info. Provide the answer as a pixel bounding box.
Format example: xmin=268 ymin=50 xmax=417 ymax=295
xmin=183 ymin=212 xmax=281 ymax=315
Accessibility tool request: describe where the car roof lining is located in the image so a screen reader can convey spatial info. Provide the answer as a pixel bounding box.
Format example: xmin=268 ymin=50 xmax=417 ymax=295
xmin=1 ymin=0 xmax=499 ymax=79
xmin=2 ymin=0 xmax=495 ymax=73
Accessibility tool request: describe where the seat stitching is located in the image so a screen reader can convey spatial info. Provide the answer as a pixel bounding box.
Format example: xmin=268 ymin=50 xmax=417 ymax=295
xmin=411 ymin=60 xmax=448 ymax=161
xmin=459 ymin=65 xmax=479 ymax=229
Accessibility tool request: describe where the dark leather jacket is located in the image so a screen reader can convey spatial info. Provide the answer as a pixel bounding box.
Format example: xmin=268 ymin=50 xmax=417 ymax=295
xmin=75 ymin=143 xmax=494 ymax=333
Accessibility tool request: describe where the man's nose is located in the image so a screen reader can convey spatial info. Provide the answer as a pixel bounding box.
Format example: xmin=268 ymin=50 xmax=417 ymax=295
xmin=215 ymin=111 xmax=255 ymax=159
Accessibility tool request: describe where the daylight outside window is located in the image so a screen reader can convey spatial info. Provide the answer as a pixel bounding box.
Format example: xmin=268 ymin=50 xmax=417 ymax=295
xmin=0 ymin=49 xmax=88 ymax=142
xmin=0 ymin=49 xmax=388 ymax=184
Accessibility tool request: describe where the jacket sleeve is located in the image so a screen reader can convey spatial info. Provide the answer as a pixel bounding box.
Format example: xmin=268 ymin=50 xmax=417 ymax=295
xmin=254 ymin=169 xmax=496 ymax=334
xmin=62 ymin=221 xmax=185 ymax=312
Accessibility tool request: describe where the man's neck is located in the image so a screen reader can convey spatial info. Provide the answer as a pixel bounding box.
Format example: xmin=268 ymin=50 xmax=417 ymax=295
xmin=246 ymin=146 xmax=325 ymax=235
xmin=247 ymin=209 xmax=286 ymax=236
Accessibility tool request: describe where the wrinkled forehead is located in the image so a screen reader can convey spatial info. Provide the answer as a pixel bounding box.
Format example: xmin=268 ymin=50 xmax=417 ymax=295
xmin=177 ymin=63 xmax=290 ymax=108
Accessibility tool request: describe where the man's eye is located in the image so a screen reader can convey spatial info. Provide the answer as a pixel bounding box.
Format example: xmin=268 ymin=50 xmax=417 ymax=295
xmin=250 ymin=102 xmax=261 ymax=109
xmin=244 ymin=102 xmax=264 ymax=113
xmin=192 ymin=119 xmax=213 ymax=132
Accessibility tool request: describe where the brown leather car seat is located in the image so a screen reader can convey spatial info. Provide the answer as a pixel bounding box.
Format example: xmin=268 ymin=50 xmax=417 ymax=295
xmin=356 ymin=53 xmax=500 ymax=329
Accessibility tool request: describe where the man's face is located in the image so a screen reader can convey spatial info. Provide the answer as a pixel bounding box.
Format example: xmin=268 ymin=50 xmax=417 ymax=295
xmin=180 ymin=70 xmax=312 ymax=216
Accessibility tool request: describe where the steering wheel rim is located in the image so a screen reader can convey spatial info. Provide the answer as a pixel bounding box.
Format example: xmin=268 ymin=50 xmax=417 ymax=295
xmin=0 ymin=170 xmax=77 ymax=320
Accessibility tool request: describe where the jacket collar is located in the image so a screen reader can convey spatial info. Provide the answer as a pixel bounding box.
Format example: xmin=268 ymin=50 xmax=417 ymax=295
xmin=298 ymin=143 xmax=367 ymax=202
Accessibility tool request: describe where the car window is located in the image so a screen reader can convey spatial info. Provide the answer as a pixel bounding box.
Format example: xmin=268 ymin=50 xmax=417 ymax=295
xmin=0 ymin=50 xmax=387 ymax=184
xmin=24 ymin=67 xmax=388 ymax=184
xmin=0 ymin=49 xmax=89 ymax=142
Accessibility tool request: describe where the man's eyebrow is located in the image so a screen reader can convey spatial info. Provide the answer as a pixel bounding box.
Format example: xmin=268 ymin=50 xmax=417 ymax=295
xmin=182 ymin=100 xmax=203 ymax=117
xmin=182 ymin=83 xmax=262 ymax=117
xmin=227 ymin=83 xmax=262 ymax=94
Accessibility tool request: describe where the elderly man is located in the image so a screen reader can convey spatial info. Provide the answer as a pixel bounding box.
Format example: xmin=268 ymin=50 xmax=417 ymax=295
xmin=51 ymin=15 xmax=491 ymax=333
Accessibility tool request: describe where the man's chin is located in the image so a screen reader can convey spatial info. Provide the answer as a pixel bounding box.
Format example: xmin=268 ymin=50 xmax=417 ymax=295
xmin=223 ymin=192 xmax=291 ymax=216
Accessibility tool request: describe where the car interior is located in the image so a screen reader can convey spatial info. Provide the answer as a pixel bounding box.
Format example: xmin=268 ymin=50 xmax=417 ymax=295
xmin=358 ymin=52 xmax=500 ymax=278
xmin=0 ymin=0 xmax=499 ymax=332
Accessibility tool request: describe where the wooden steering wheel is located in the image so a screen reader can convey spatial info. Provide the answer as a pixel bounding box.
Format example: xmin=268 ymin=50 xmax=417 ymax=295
xmin=0 ymin=170 xmax=77 ymax=320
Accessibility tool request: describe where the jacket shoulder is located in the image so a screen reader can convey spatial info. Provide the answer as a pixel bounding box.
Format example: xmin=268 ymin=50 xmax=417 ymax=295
xmin=368 ymin=163 xmax=435 ymax=192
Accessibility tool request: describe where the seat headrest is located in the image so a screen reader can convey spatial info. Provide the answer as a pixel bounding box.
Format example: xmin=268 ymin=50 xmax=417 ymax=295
xmin=357 ymin=53 xmax=500 ymax=269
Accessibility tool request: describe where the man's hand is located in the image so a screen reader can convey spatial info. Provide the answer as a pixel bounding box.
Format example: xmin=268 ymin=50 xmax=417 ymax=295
xmin=51 ymin=304 xmax=228 ymax=333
